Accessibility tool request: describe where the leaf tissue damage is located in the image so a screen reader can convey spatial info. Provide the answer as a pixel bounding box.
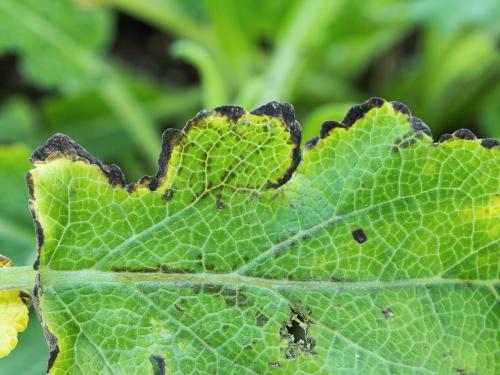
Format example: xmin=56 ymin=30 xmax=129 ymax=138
xmin=26 ymin=98 xmax=499 ymax=374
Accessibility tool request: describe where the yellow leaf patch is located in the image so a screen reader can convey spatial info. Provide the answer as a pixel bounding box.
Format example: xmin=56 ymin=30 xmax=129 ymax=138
xmin=0 ymin=256 xmax=29 ymax=358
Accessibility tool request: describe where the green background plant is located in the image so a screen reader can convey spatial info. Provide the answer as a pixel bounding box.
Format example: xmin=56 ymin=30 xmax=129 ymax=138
xmin=0 ymin=0 xmax=499 ymax=373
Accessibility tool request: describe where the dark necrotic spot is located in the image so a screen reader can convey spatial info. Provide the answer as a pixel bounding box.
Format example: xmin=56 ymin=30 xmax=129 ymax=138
xmin=304 ymin=136 xmax=319 ymax=149
xmin=342 ymin=97 xmax=385 ymax=127
xmin=46 ymin=342 xmax=60 ymax=373
xmin=251 ymin=101 xmax=296 ymax=129
xmin=256 ymin=312 xmax=269 ymax=327
xmin=399 ymin=137 xmax=417 ymax=149
xmin=381 ymin=308 xmax=395 ymax=319
xmin=174 ymin=304 xmax=185 ymax=312
xmin=352 ymin=228 xmax=367 ymax=244
xmin=390 ymin=101 xmax=412 ymax=116
xmin=149 ymin=355 xmax=166 ymax=375
xmin=252 ymin=101 xmax=302 ymax=189
xmin=409 ymin=117 xmax=432 ymax=138
xmin=149 ymin=128 xmax=182 ymax=191
xmin=162 ymin=187 xmax=176 ymax=202
xmin=453 ymin=128 xmax=476 ymax=140
xmin=214 ymin=105 xmax=245 ymax=122
xmin=215 ymin=194 xmax=225 ymax=210
xmin=481 ymin=138 xmax=500 ymax=149
xmin=205 ymin=263 xmax=215 ymax=271
xmin=438 ymin=133 xmax=453 ymax=143
xmin=320 ymin=120 xmax=346 ymax=139
xmin=352 ymin=228 xmax=367 ymax=243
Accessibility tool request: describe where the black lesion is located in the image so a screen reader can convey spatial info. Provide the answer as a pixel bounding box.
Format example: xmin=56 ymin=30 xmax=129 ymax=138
xmin=215 ymin=194 xmax=225 ymax=210
xmin=352 ymin=228 xmax=367 ymax=244
xmin=256 ymin=312 xmax=269 ymax=327
xmin=162 ymin=186 xmax=176 ymax=202
xmin=280 ymin=307 xmax=316 ymax=359
xmin=149 ymin=355 xmax=166 ymax=375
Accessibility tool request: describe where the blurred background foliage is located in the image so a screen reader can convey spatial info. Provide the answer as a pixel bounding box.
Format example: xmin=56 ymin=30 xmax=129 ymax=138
xmin=0 ymin=0 xmax=499 ymax=373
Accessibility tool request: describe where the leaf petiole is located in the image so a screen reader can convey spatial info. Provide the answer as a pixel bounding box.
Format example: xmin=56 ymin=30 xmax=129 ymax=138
xmin=0 ymin=266 xmax=35 ymax=291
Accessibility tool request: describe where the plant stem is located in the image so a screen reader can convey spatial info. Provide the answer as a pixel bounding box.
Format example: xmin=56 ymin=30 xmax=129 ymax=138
xmin=0 ymin=266 xmax=36 ymax=291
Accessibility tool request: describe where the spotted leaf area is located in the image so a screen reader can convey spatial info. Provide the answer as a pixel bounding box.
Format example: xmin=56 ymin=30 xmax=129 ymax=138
xmin=0 ymin=256 xmax=29 ymax=358
xmin=28 ymin=99 xmax=499 ymax=374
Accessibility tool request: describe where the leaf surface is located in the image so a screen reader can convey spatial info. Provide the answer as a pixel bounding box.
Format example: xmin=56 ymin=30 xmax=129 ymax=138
xmin=0 ymin=145 xmax=37 ymax=265
xmin=28 ymin=99 xmax=499 ymax=374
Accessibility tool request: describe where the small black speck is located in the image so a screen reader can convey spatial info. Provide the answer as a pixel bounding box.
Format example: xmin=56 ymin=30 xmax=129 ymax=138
xmin=163 ymin=187 xmax=176 ymax=202
xmin=215 ymin=194 xmax=225 ymax=210
xmin=381 ymin=308 xmax=394 ymax=319
xmin=352 ymin=229 xmax=367 ymax=244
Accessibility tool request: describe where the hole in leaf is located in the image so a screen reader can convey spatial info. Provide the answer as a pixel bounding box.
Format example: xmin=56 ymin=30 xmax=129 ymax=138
xmin=280 ymin=307 xmax=316 ymax=359
xmin=287 ymin=311 xmax=306 ymax=343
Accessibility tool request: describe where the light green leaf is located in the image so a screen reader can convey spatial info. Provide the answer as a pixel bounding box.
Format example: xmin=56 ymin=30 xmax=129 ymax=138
xmin=28 ymin=99 xmax=499 ymax=374
xmin=0 ymin=98 xmax=38 ymax=145
xmin=171 ymin=40 xmax=228 ymax=108
xmin=0 ymin=145 xmax=36 ymax=266
xmin=0 ymin=0 xmax=161 ymax=166
xmin=0 ymin=0 xmax=112 ymax=92
xmin=0 ymin=146 xmax=47 ymax=374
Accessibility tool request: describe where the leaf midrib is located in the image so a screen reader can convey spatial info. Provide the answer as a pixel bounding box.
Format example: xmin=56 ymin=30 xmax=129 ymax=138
xmin=41 ymin=269 xmax=498 ymax=291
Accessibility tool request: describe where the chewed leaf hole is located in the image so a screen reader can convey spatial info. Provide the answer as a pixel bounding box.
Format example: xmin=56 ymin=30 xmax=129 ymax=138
xmin=287 ymin=312 xmax=306 ymax=343
xmin=280 ymin=307 xmax=316 ymax=359
xmin=149 ymin=355 xmax=166 ymax=375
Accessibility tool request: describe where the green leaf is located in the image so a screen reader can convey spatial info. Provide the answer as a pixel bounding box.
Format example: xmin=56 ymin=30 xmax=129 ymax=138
xmin=0 ymin=0 xmax=113 ymax=91
xmin=0 ymin=145 xmax=36 ymax=266
xmin=0 ymin=0 xmax=161 ymax=167
xmin=0 ymin=98 xmax=38 ymax=145
xmin=0 ymin=148 xmax=48 ymax=375
xmin=28 ymin=99 xmax=499 ymax=374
